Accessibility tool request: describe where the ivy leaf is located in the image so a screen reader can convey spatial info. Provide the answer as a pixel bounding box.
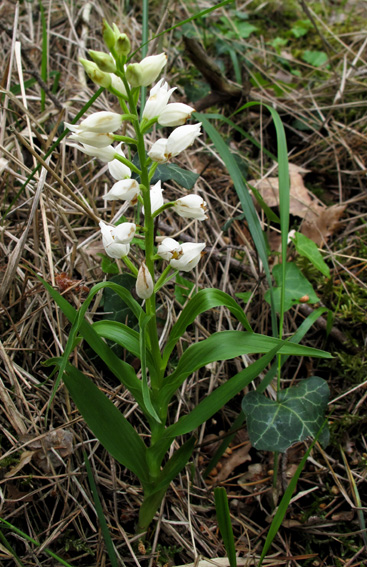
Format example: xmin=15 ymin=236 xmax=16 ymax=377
xmin=152 ymin=163 xmax=199 ymax=190
xmin=264 ymin=262 xmax=319 ymax=312
xmin=242 ymin=376 xmax=330 ymax=452
xmin=291 ymin=232 xmax=330 ymax=278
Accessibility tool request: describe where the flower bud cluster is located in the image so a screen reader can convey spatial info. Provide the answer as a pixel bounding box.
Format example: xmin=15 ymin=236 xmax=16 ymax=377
xmin=69 ymin=23 xmax=208 ymax=297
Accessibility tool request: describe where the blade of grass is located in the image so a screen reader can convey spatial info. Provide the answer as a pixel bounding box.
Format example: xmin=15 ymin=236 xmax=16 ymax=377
xmin=197 ymin=112 xmax=278 ymax=338
xmin=39 ymin=0 xmax=47 ymax=112
xmin=214 ymin=487 xmax=237 ymax=567
xmin=258 ymin=423 xmax=327 ymax=566
xmin=84 ymin=452 xmax=119 ymax=567
xmin=0 ymin=519 xmax=75 ymax=567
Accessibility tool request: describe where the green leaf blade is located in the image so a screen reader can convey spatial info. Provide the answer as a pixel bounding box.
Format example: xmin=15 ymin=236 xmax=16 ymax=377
xmin=63 ymin=364 xmax=148 ymax=482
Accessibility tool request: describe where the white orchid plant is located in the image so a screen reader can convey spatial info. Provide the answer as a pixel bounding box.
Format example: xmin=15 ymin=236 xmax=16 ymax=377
xmin=44 ymin=21 xmax=330 ymax=534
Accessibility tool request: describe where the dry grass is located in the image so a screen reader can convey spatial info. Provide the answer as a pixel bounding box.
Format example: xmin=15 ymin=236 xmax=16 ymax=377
xmin=0 ymin=1 xmax=367 ymax=565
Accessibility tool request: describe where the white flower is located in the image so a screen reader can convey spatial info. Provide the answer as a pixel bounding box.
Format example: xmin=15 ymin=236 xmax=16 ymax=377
xmin=148 ymin=138 xmax=169 ymax=163
xmin=68 ymin=131 xmax=115 ymax=148
xmin=103 ymin=179 xmax=140 ymax=202
xmin=136 ymin=263 xmax=154 ymax=299
xmin=108 ymin=143 xmax=131 ymax=180
xmin=158 ymin=103 xmax=195 ymax=127
xmin=170 ymin=242 xmax=205 ymax=272
xmin=142 ymin=181 xmax=164 ymax=215
xmin=157 ymin=237 xmax=183 ymax=261
xmin=99 ymin=221 xmax=136 ymax=258
xmin=166 ymin=123 xmax=202 ymax=157
xmin=148 ymin=123 xmax=202 ymax=162
xmin=287 ymin=229 xmax=296 ymax=244
xmin=143 ymin=79 xmax=176 ymax=121
xmin=65 ymin=111 xmax=123 ymax=134
xmin=110 ymin=73 xmax=127 ymax=96
xmin=70 ymin=143 xmax=117 ymax=162
xmin=173 ymin=194 xmax=207 ymax=220
xmin=126 ymin=53 xmax=167 ymax=87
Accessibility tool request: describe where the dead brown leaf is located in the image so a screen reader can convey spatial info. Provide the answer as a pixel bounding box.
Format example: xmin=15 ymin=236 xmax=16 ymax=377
xmin=301 ymin=204 xmax=346 ymax=247
xmin=249 ymin=165 xmax=346 ymax=247
xmin=18 ymin=429 xmax=74 ymax=473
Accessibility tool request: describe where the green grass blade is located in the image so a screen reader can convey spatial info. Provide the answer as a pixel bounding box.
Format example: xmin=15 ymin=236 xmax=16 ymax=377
xmin=197 ymin=112 xmax=278 ymax=338
xmin=258 ymin=423 xmax=327 ymax=566
xmin=214 ymin=487 xmax=237 ymax=567
xmin=39 ymin=0 xmax=48 ymax=112
xmin=0 ymin=528 xmax=25 ymax=567
xmin=0 ymin=519 xmax=74 ymax=567
xmin=84 ymin=452 xmax=119 ymax=567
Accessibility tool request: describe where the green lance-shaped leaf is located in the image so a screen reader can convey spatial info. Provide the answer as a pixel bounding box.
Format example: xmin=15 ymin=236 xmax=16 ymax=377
xmin=214 ymin=487 xmax=237 ymax=567
xmin=160 ymin=331 xmax=331 ymax=409
xmin=91 ymin=319 xmax=158 ymax=382
xmin=63 ymin=363 xmax=148 ymax=483
xmin=162 ymin=288 xmax=252 ymax=367
xmin=153 ymin=346 xmax=282 ymax=460
xmin=292 ymin=231 xmax=331 ymax=278
xmin=242 ymin=376 xmax=330 ymax=452
xmin=264 ymin=262 xmax=319 ymax=312
xmin=39 ymin=277 xmax=144 ymax=409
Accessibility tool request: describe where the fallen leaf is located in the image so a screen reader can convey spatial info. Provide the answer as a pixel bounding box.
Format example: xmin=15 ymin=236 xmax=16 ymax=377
xmin=301 ymin=204 xmax=346 ymax=247
xmin=249 ymin=166 xmax=346 ymax=247
xmin=19 ymin=430 xmax=74 ymax=473
xmin=249 ymin=166 xmax=316 ymax=218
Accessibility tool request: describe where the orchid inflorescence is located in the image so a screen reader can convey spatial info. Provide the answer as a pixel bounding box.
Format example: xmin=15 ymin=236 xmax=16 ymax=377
xmin=67 ymin=21 xmax=207 ymax=299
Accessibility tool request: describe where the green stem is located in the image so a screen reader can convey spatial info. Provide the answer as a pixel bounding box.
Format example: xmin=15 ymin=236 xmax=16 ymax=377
xmin=122 ymin=255 xmax=138 ymax=276
xmin=123 ymin=80 xmax=162 ymax=390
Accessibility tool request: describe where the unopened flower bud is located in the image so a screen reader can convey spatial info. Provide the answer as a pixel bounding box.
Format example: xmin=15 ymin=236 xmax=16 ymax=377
xmin=158 ymin=103 xmax=195 ymax=127
xmin=173 ymin=194 xmax=207 ymax=220
xmin=136 ymin=263 xmax=154 ymax=299
xmin=115 ymin=33 xmax=131 ymax=57
xmin=126 ymin=53 xmax=167 ymax=88
xmin=102 ymin=20 xmax=116 ymax=50
xmin=89 ymin=50 xmax=116 ymax=73
xmin=80 ymin=59 xmax=111 ymax=88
